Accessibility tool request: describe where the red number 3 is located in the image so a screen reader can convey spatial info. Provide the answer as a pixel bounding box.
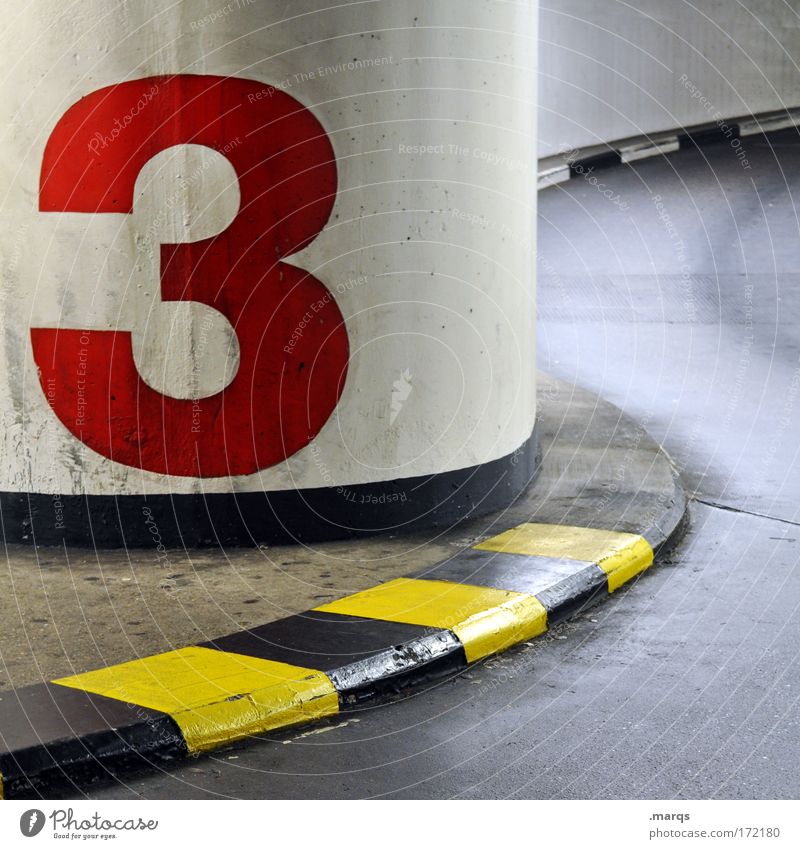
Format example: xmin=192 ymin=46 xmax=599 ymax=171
xmin=33 ymin=75 xmax=349 ymax=477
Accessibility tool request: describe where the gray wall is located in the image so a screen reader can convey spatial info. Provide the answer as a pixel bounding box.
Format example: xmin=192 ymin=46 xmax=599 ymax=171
xmin=539 ymin=0 xmax=800 ymax=157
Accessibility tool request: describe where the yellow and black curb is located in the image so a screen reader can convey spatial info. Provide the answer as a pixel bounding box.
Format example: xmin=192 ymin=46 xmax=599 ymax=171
xmin=0 ymin=520 xmax=677 ymax=799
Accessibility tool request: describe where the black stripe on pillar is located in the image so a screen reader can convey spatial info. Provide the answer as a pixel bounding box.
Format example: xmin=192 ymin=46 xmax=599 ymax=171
xmin=0 ymin=428 xmax=539 ymax=547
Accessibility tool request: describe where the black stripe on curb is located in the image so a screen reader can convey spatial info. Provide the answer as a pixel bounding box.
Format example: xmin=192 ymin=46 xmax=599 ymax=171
xmin=0 ymin=683 xmax=184 ymax=799
xmin=199 ymin=612 xmax=468 ymax=708
xmin=415 ymin=548 xmax=608 ymax=624
xmin=536 ymin=566 xmax=608 ymax=624
xmin=328 ymin=632 xmax=466 ymax=708
xmin=678 ymin=123 xmax=741 ymax=148
xmin=568 ymin=150 xmax=622 ymax=174
xmin=415 ymin=547 xmax=597 ymax=594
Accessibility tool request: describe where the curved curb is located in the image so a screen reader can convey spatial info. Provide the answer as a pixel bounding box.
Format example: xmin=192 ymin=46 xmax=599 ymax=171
xmin=537 ymin=106 xmax=800 ymax=189
xmin=0 ymin=492 xmax=685 ymax=798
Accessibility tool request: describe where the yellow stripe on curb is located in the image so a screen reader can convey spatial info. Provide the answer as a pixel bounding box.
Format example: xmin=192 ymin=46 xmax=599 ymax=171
xmin=598 ymin=536 xmax=655 ymax=591
xmin=54 ymin=647 xmax=339 ymax=753
xmin=474 ymin=522 xmax=654 ymax=592
xmin=315 ymin=578 xmax=547 ymax=662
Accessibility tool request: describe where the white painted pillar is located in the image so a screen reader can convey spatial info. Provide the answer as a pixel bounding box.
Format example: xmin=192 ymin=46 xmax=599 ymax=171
xmin=0 ymin=0 xmax=538 ymax=545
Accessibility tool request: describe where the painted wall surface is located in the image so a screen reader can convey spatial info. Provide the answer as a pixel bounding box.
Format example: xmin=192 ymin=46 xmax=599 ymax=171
xmin=539 ymin=0 xmax=800 ymax=157
xmin=0 ymin=1 xmax=537 ymax=496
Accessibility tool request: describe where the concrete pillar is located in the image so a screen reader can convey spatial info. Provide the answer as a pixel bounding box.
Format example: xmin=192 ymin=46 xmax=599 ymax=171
xmin=0 ymin=1 xmax=538 ymax=545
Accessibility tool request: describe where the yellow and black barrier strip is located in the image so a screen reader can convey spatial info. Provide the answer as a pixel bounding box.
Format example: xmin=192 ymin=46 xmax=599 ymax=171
xmin=0 ymin=522 xmax=655 ymax=799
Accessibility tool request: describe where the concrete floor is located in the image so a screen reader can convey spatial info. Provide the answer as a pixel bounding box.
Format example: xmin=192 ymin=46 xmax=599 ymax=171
xmin=42 ymin=129 xmax=800 ymax=798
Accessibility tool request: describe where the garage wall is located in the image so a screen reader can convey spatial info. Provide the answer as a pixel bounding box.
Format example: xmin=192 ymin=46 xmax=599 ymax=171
xmin=539 ymin=0 xmax=800 ymax=157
